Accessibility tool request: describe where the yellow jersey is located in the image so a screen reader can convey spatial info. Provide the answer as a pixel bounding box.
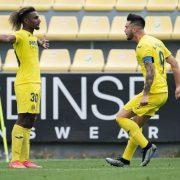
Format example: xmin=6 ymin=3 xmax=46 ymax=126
xmin=13 ymin=29 xmax=41 ymax=86
xmin=136 ymin=35 xmax=171 ymax=94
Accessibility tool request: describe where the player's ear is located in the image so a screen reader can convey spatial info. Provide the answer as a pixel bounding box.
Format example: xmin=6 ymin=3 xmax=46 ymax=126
xmin=133 ymin=26 xmax=139 ymax=33
xmin=23 ymin=17 xmax=29 ymax=25
xmin=132 ymin=26 xmax=136 ymax=33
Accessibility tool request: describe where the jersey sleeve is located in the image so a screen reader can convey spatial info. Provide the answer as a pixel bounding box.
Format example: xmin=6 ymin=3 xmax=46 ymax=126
xmin=163 ymin=44 xmax=171 ymax=58
xmin=139 ymin=42 xmax=153 ymax=59
xmin=14 ymin=31 xmax=23 ymax=44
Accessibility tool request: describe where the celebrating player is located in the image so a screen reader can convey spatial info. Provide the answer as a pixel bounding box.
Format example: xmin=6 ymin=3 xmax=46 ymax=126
xmin=0 ymin=7 xmax=49 ymax=168
xmin=106 ymin=13 xmax=180 ymax=167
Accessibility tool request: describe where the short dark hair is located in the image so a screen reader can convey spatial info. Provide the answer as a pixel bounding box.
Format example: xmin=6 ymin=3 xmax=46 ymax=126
xmin=127 ymin=14 xmax=145 ymax=29
xmin=9 ymin=7 xmax=36 ymax=31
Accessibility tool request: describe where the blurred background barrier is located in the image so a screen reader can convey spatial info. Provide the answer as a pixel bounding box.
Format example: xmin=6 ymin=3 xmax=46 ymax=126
xmin=0 ymin=73 xmax=179 ymax=143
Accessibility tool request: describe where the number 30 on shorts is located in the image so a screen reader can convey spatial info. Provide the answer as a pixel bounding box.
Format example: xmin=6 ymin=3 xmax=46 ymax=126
xmin=30 ymin=93 xmax=39 ymax=102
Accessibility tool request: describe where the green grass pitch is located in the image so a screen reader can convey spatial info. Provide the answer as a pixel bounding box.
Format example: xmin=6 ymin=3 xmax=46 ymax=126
xmin=0 ymin=158 xmax=180 ymax=180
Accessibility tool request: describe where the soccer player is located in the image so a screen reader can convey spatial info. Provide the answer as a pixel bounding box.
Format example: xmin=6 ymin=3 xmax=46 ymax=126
xmin=0 ymin=7 xmax=49 ymax=168
xmin=106 ymin=14 xmax=180 ymax=167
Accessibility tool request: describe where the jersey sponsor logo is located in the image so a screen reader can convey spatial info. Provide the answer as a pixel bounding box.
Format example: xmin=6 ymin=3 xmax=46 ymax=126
xmin=29 ymin=40 xmax=38 ymax=47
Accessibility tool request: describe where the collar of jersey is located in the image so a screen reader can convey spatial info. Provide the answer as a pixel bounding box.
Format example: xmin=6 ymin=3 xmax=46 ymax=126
xmin=21 ymin=29 xmax=33 ymax=36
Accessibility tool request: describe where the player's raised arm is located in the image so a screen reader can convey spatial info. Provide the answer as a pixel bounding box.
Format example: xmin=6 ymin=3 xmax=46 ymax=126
xmin=0 ymin=35 xmax=16 ymax=43
xmin=0 ymin=9 xmax=22 ymax=43
xmin=166 ymin=55 xmax=180 ymax=99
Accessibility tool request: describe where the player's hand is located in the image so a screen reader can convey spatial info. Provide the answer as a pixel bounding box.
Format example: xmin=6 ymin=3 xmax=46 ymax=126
xmin=38 ymin=39 xmax=49 ymax=49
xmin=175 ymin=86 xmax=180 ymax=99
xmin=140 ymin=95 xmax=148 ymax=106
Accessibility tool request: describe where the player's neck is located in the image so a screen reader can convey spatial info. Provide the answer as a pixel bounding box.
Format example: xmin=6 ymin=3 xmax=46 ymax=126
xmin=22 ymin=26 xmax=34 ymax=34
xmin=133 ymin=31 xmax=145 ymax=43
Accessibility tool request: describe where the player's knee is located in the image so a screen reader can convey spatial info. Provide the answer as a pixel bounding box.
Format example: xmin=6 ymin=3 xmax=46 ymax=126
xmin=17 ymin=120 xmax=32 ymax=129
xmin=16 ymin=114 xmax=36 ymax=129
xmin=25 ymin=116 xmax=36 ymax=128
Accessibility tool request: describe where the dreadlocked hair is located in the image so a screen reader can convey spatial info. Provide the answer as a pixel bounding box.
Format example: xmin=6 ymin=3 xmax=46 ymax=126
xmin=9 ymin=6 xmax=36 ymax=31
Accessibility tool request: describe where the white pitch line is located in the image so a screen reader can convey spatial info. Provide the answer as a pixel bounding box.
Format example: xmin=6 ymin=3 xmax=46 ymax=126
xmin=32 ymin=159 xmax=104 ymax=162
xmin=32 ymin=158 xmax=180 ymax=162
xmin=0 ymin=167 xmax=178 ymax=172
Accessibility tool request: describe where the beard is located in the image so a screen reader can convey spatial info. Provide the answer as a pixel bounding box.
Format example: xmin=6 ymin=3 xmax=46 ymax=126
xmin=126 ymin=31 xmax=134 ymax=40
xmin=35 ymin=26 xmax=40 ymax=30
xmin=127 ymin=34 xmax=133 ymax=40
xmin=127 ymin=36 xmax=133 ymax=40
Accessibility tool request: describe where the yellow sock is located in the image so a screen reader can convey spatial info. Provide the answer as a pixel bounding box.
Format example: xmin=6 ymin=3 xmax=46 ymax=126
xmin=20 ymin=128 xmax=31 ymax=162
xmin=116 ymin=117 xmax=148 ymax=148
xmin=122 ymin=128 xmax=142 ymax=161
xmin=11 ymin=124 xmax=24 ymax=162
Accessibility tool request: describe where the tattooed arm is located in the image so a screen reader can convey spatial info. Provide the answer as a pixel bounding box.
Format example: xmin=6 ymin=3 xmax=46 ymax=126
xmin=140 ymin=61 xmax=154 ymax=106
xmin=143 ymin=61 xmax=154 ymax=95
